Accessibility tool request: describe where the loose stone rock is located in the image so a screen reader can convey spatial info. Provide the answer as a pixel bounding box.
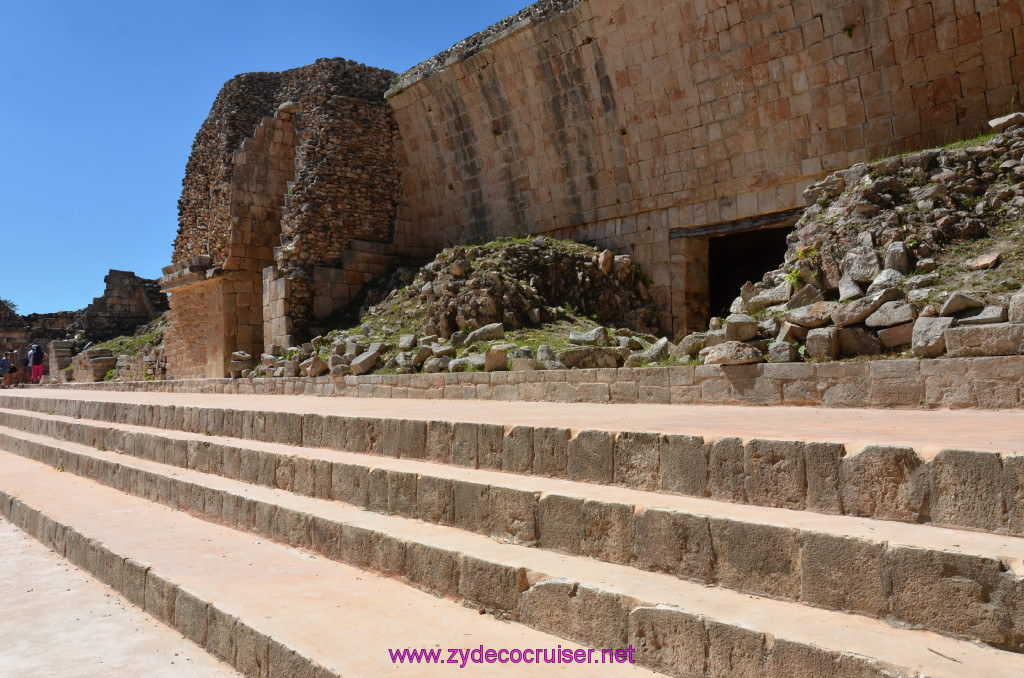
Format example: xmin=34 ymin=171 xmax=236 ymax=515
xmin=624 ymin=337 xmax=669 ymax=367
xmin=866 ymin=269 xmax=905 ymax=294
xmin=1009 ymin=290 xmax=1024 ymax=324
xmin=701 ymin=341 xmax=765 ymax=365
xmin=865 ymin=301 xmax=918 ymax=328
xmin=915 ymin=258 xmax=937 ymax=273
xmin=673 ymin=333 xmax=706 ymax=358
xmin=786 ymin=285 xmax=823 ymax=309
xmin=484 ymin=348 xmax=508 ymax=372
xmin=511 ymin=358 xmax=545 ymax=371
xmin=838 ymin=327 xmax=884 ymax=356
xmin=912 ymin=316 xmax=955 ymax=357
xmin=305 ymin=355 xmax=328 ymax=377
xmin=956 ymin=306 xmax=1009 ymax=325
xmin=940 ymin=292 xmax=985 ymax=317
xmin=841 ymin=246 xmax=881 ymax=284
xmin=743 ymin=280 xmax=791 ymax=313
xmin=877 ymin=322 xmax=915 ymax=348
xmin=776 ymin=322 xmax=808 ymax=344
xmin=786 ymin=301 xmax=837 ymax=328
xmin=838 ymin=274 xmax=864 ymax=302
xmin=884 ymin=241 xmax=911 ymax=274
xmin=449 ymin=355 xmax=486 ymax=372
xmin=569 ymin=326 xmax=610 ymax=346
xmin=965 ymin=252 xmax=1001 ymax=270
xmin=349 ymin=348 xmax=380 ymax=376
xmin=466 ymin=323 xmax=504 ymax=344
xmin=805 ymin=327 xmax=840 ymax=360
xmin=831 ymin=288 xmax=903 ymax=327
xmin=556 ymin=346 xmax=620 ymax=369
xmin=767 ymin=341 xmax=799 ymax=363
xmin=905 ymin=273 xmax=939 ymax=289
xmin=724 ymin=314 xmax=759 ymax=341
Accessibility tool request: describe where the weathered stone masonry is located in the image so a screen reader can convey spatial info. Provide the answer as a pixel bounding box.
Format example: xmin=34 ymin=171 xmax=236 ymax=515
xmin=389 ymin=0 xmax=1024 ymax=336
xmin=163 ymin=59 xmax=400 ymax=379
xmin=166 ymin=0 xmax=1023 ymax=378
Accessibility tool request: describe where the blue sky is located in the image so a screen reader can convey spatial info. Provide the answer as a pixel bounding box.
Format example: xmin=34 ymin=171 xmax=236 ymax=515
xmin=0 ymin=0 xmax=528 ymax=314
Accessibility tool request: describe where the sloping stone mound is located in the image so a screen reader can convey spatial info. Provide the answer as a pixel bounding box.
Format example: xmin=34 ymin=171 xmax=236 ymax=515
xmin=358 ymin=237 xmax=658 ymax=338
xmin=679 ymin=118 xmax=1024 ymax=365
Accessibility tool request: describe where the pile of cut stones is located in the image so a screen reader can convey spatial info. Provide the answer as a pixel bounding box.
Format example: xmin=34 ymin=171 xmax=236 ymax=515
xmin=676 ymin=113 xmax=1024 ymax=365
xmin=237 ymin=322 xmax=677 ymax=379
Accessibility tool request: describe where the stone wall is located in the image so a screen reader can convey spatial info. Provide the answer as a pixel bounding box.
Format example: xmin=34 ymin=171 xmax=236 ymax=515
xmin=162 ymin=276 xmax=220 ymax=380
xmin=70 ymin=348 xmax=116 ymax=383
xmin=80 ymin=270 xmax=167 ymax=342
xmin=387 ymin=0 xmax=1024 ymax=335
xmin=167 ymin=58 xmax=401 ymax=376
xmin=37 ymin=355 xmax=1024 ymax=410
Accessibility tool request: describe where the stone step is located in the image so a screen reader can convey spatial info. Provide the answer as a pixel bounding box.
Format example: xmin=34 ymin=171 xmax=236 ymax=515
xmin=0 ymin=452 xmax=660 ymax=678
xmin=2 ymin=411 xmax=1022 ymax=650
xmin=2 ymin=424 xmax=1023 ymax=669
xmin=2 ymin=391 xmax=1022 ymax=537
xmin=0 ymin=518 xmax=240 ymax=677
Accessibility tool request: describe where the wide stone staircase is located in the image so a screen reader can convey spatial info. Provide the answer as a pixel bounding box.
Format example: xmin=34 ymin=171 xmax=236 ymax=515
xmin=0 ymin=390 xmax=1022 ymax=677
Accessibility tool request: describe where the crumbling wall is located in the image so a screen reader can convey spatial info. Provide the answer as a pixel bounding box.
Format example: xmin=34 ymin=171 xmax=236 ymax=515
xmin=388 ymin=0 xmax=1024 ymax=334
xmin=166 ymin=58 xmax=400 ymax=376
xmin=81 ymin=270 xmax=167 ymax=342
xmin=174 ymin=59 xmax=398 ymax=269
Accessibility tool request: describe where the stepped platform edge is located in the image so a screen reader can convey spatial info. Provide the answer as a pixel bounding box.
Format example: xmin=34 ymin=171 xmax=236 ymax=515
xmin=34 ymin=355 xmax=1024 ymax=410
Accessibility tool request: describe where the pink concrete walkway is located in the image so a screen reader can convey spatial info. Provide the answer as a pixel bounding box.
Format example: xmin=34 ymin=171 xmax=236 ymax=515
xmin=10 ymin=388 xmax=1024 ymax=458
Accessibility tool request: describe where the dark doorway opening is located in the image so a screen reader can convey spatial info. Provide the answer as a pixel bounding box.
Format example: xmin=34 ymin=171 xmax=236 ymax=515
xmin=707 ymin=227 xmax=790 ymax=318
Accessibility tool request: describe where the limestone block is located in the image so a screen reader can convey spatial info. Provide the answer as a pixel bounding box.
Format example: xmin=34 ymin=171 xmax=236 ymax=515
xmin=566 ymin=430 xmax=614 ymax=484
xmin=709 ymin=519 xmax=801 ymax=598
xmin=708 ymin=437 xmax=746 ymax=503
xmin=805 ymin=327 xmax=840 ymax=360
xmin=930 ymin=450 xmax=1004 ymax=532
xmin=501 ymin=425 xmax=534 ymax=473
xmin=912 ymin=316 xmax=955 ymax=357
xmin=839 ymin=446 xmax=929 ymax=523
xmin=488 ymin=487 xmax=537 ymax=544
xmin=799 ymin=533 xmax=887 ymax=616
xmin=518 ymin=581 xmax=628 ymax=649
xmin=743 ymin=439 xmax=806 ymax=509
xmin=628 ymin=606 xmax=707 ymax=676
xmin=944 ymin=323 xmax=1024 ymax=357
xmin=659 ymin=434 xmax=708 ymax=496
xmin=831 ymin=288 xmax=903 ymax=327
xmin=632 ymin=508 xmax=713 ymax=580
xmin=613 ymin=431 xmax=660 ymax=491
xmin=537 ymin=494 xmax=583 ymax=552
xmin=458 ymin=555 xmax=522 ymax=614
xmin=580 ymin=500 xmax=635 ymax=564
xmin=405 ymin=543 xmax=458 ymax=597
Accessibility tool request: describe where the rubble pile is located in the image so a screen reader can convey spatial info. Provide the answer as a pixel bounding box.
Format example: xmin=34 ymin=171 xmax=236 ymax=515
xmin=677 ymin=114 xmax=1024 ymax=366
xmin=248 ymin=237 xmax=669 ymax=378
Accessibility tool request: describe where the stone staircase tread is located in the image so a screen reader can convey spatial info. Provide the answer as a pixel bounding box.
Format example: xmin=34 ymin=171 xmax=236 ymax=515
xmin=2 ymin=436 xmax=1023 ymax=677
xmin=8 ymin=389 xmax=1024 ymax=458
xmin=0 ymin=452 xmax=660 ymax=677
xmin=0 ymin=518 xmax=240 ymax=677
xmin=7 ymin=415 xmax=1023 ymax=568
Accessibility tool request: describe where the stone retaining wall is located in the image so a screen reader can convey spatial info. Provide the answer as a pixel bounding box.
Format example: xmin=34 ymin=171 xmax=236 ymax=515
xmin=34 ymin=355 xmax=1024 ymax=410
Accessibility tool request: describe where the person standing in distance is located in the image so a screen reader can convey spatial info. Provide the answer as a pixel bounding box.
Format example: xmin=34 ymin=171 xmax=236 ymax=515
xmin=27 ymin=344 xmax=46 ymax=384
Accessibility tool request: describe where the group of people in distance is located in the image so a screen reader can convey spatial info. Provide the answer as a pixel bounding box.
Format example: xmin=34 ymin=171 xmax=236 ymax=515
xmin=0 ymin=344 xmax=46 ymax=388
